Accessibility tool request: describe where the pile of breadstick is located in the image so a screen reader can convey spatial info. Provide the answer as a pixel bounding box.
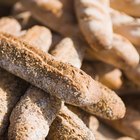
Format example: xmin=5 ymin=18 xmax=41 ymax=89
xmin=0 ymin=0 xmax=139 ymax=140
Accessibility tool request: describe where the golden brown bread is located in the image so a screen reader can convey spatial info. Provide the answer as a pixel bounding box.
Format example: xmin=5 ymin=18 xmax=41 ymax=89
xmin=75 ymin=0 xmax=113 ymax=50
xmin=51 ymin=37 xmax=85 ymax=68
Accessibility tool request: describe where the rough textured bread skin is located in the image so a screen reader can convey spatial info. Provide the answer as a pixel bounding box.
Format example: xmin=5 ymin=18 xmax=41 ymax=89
xmin=82 ymin=83 xmax=126 ymax=120
xmin=8 ymin=86 xmax=62 ymax=140
xmin=0 ymin=32 xmax=102 ymax=106
xmin=51 ymin=37 xmax=85 ymax=68
xmin=47 ymin=105 xmax=95 ymax=140
xmin=110 ymin=9 xmax=140 ymax=47
xmin=82 ymin=61 xmax=122 ymax=90
xmin=75 ymin=0 xmax=113 ymax=50
xmin=105 ymin=95 xmax=140 ymax=139
xmin=110 ymin=0 xmax=140 ymax=17
xmin=0 ymin=69 xmax=29 ymax=136
xmin=20 ymin=25 xmax=52 ymax=52
xmin=87 ymin=34 xmax=139 ymax=70
xmin=0 ymin=17 xmax=21 ymax=36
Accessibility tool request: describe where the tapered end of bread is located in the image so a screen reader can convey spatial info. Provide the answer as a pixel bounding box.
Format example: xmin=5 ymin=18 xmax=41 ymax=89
xmin=82 ymin=83 xmax=126 ymax=120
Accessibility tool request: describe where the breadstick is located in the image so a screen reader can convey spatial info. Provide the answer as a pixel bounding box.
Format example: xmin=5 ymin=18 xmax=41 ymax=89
xmin=75 ymin=0 xmax=113 ymax=50
xmin=20 ymin=25 xmax=52 ymax=52
xmin=111 ymin=9 xmax=140 ymax=47
xmin=86 ymin=34 xmax=139 ymax=70
xmin=51 ymin=37 xmax=85 ymax=68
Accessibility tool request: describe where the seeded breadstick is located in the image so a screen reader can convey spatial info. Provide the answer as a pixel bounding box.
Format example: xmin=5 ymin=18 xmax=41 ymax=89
xmin=110 ymin=0 xmax=140 ymax=17
xmin=0 ymin=32 xmax=103 ymax=106
xmin=0 ymin=17 xmax=21 ymax=36
xmin=51 ymin=37 xmax=85 ymax=68
xmin=82 ymin=83 xmax=125 ymax=120
xmin=86 ymin=34 xmax=139 ymax=70
xmin=82 ymin=61 xmax=123 ymax=90
xmin=75 ymin=0 xmax=113 ymax=50
xmin=8 ymin=87 xmax=62 ymax=140
xmin=47 ymin=105 xmax=95 ymax=140
xmin=105 ymin=95 xmax=140 ymax=139
xmin=111 ymin=9 xmax=140 ymax=47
